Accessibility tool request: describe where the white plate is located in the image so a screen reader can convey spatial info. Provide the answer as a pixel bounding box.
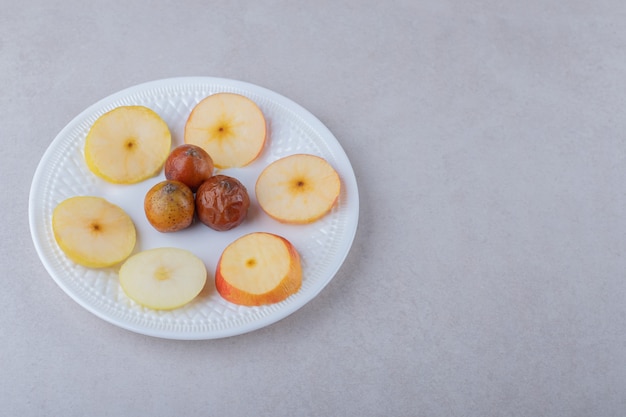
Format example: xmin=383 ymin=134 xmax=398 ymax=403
xmin=29 ymin=77 xmax=359 ymax=340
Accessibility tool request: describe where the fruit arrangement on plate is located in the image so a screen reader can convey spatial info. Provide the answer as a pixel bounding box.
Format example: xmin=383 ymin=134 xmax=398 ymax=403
xmin=51 ymin=93 xmax=341 ymax=310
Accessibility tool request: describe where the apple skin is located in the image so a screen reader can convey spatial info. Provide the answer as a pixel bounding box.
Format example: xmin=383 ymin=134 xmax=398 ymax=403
xmin=215 ymin=233 xmax=302 ymax=306
xmin=164 ymin=144 xmax=214 ymax=192
xmin=144 ymin=180 xmax=195 ymax=232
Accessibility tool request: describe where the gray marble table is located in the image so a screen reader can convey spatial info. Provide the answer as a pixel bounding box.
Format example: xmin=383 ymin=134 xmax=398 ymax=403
xmin=3 ymin=1 xmax=625 ymax=415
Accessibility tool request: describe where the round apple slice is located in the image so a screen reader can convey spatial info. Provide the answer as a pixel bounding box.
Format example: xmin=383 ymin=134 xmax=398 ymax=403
xmin=216 ymin=232 xmax=302 ymax=306
xmin=119 ymin=248 xmax=207 ymax=310
xmin=255 ymin=154 xmax=341 ymax=224
xmin=85 ymin=106 xmax=172 ymax=184
xmin=52 ymin=196 xmax=136 ymax=268
xmin=184 ymin=93 xmax=266 ymax=169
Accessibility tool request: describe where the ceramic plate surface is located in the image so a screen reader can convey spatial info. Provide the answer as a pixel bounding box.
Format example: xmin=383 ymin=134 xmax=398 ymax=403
xmin=29 ymin=77 xmax=359 ymax=340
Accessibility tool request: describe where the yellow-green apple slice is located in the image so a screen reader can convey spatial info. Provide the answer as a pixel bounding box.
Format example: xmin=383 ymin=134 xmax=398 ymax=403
xmin=119 ymin=247 xmax=207 ymax=310
xmin=255 ymin=154 xmax=341 ymax=224
xmin=52 ymin=196 xmax=136 ymax=268
xmin=84 ymin=106 xmax=171 ymax=184
xmin=215 ymin=232 xmax=302 ymax=306
xmin=184 ymin=93 xmax=266 ymax=169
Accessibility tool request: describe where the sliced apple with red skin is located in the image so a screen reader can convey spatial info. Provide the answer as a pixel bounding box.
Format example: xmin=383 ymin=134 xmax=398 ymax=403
xmin=216 ymin=232 xmax=302 ymax=306
xmin=184 ymin=93 xmax=266 ymax=169
xmin=84 ymin=106 xmax=171 ymax=184
xmin=52 ymin=196 xmax=136 ymax=268
xmin=255 ymin=154 xmax=341 ymax=224
xmin=119 ymin=247 xmax=207 ymax=310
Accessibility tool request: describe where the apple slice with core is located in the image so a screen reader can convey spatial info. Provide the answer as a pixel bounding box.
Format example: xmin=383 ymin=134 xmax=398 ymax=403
xmin=216 ymin=232 xmax=302 ymax=306
xmin=85 ymin=106 xmax=172 ymax=184
xmin=255 ymin=154 xmax=341 ymax=224
xmin=52 ymin=196 xmax=136 ymax=268
xmin=119 ymin=247 xmax=207 ymax=310
xmin=184 ymin=93 xmax=266 ymax=169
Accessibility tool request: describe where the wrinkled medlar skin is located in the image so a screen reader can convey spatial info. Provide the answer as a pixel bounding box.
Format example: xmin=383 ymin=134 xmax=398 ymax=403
xmin=195 ymin=175 xmax=250 ymax=231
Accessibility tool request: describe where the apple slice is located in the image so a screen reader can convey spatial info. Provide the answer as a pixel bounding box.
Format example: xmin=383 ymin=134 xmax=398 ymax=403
xmin=84 ymin=106 xmax=172 ymax=184
xmin=255 ymin=154 xmax=341 ymax=224
xmin=216 ymin=232 xmax=302 ymax=306
xmin=184 ymin=93 xmax=266 ymax=169
xmin=52 ymin=196 xmax=136 ymax=268
xmin=119 ymin=247 xmax=207 ymax=310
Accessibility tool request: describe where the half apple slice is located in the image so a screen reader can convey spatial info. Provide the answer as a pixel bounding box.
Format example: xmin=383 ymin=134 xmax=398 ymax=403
xmin=216 ymin=232 xmax=302 ymax=306
xmin=52 ymin=196 xmax=136 ymax=268
xmin=119 ymin=247 xmax=207 ymax=310
xmin=84 ymin=106 xmax=171 ymax=184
